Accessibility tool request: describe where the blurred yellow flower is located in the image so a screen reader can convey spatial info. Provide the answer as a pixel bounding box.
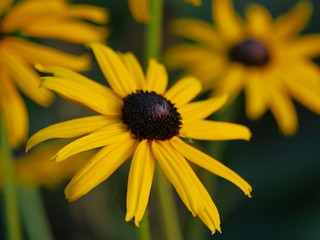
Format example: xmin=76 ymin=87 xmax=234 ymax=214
xmin=129 ymin=0 xmax=201 ymax=23
xmin=27 ymin=43 xmax=252 ymax=233
xmin=0 ymin=0 xmax=109 ymax=147
xmin=165 ymin=0 xmax=320 ymax=135
xmin=0 ymin=140 xmax=89 ymax=188
xmin=16 ymin=141 xmax=90 ymax=188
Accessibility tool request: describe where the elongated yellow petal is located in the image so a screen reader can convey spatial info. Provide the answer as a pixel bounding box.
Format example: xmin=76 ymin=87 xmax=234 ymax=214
xmin=119 ymin=52 xmax=146 ymax=91
xmin=0 ymin=49 xmax=53 ymax=106
xmin=170 ymin=137 xmax=252 ymax=197
xmin=22 ymin=19 xmax=107 ymax=44
xmin=245 ymin=70 xmax=269 ymax=120
xmin=171 ymin=19 xmax=222 ymax=49
xmin=62 ymin=5 xmax=108 ymax=24
xmin=0 ymin=68 xmax=28 ymax=147
xmin=26 ymin=116 xmax=116 ymax=151
xmin=179 ymin=95 xmax=228 ymax=120
xmin=128 ymin=0 xmax=151 ymax=23
xmin=181 ymin=119 xmax=251 ymax=141
xmin=246 ymin=4 xmax=273 ymax=38
xmin=90 ymin=43 xmax=139 ymax=96
xmin=65 ymin=139 xmax=137 ymax=201
xmin=214 ymin=64 xmax=244 ymax=99
xmin=285 ymin=35 xmax=320 ymax=57
xmin=269 ymin=84 xmax=297 ymax=135
xmin=213 ymin=0 xmax=244 ymax=43
xmin=1 ymin=0 xmax=64 ymax=32
xmin=164 ymin=77 xmax=201 ymax=106
xmin=5 ymin=37 xmax=90 ymax=71
xmin=146 ymin=59 xmax=168 ymax=94
xmin=126 ymin=140 xmax=156 ymax=226
xmin=40 ymin=76 xmax=121 ymax=115
xmin=152 ymin=141 xmax=203 ymax=216
xmin=274 ymin=1 xmax=312 ymax=38
xmin=53 ymin=124 xmax=130 ymax=162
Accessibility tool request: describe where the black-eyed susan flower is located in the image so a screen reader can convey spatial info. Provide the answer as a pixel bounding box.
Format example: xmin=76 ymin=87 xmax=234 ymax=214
xmin=0 ymin=0 xmax=109 ymax=147
xmin=128 ymin=0 xmax=201 ymax=23
xmin=165 ymin=0 xmax=320 ymax=135
xmin=26 ymin=43 xmax=252 ymax=233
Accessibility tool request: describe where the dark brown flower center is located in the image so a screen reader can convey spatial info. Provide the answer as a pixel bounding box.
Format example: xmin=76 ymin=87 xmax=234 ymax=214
xmin=121 ymin=90 xmax=182 ymax=141
xmin=229 ymin=39 xmax=270 ymax=66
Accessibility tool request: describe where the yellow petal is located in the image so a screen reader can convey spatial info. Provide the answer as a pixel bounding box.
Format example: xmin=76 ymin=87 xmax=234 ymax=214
xmin=40 ymin=76 xmax=121 ymax=115
xmin=146 ymin=59 xmax=168 ymax=94
xmin=171 ymin=19 xmax=222 ymax=49
xmin=151 ymin=141 xmax=203 ymax=216
xmin=0 ymin=68 xmax=28 ymax=147
xmin=274 ymin=1 xmax=312 ymax=38
xmin=180 ymin=119 xmax=251 ymax=141
xmin=62 ymin=5 xmax=108 ymax=24
xmin=164 ymin=77 xmax=201 ymax=106
xmin=125 ymin=140 xmax=156 ymax=226
xmin=65 ymin=139 xmax=137 ymax=201
xmin=184 ymin=0 xmax=201 ymax=6
xmin=213 ymin=0 xmax=244 ymax=43
xmin=128 ymin=0 xmax=151 ymax=23
xmin=90 ymin=43 xmax=139 ymax=97
xmin=285 ymin=35 xmax=320 ymax=57
xmin=5 ymin=37 xmax=90 ymax=71
xmin=119 ymin=52 xmax=146 ymax=90
xmin=1 ymin=0 xmax=65 ymax=32
xmin=22 ymin=18 xmax=108 ymax=44
xmin=214 ymin=64 xmax=244 ymax=100
xmin=245 ymin=70 xmax=269 ymax=120
xmin=269 ymin=84 xmax=297 ymax=135
xmin=26 ymin=116 xmax=116 ymax=151
xmin=246 ymin=4 xmax=273 ymax=38
xmin=179 ymin=95 xmax=228 ymax=120
xmin=53 ymin=123 xmax=130 ymax=162
xmin=170 ymin=137 xmax=252 ymax=197
xmin=0 ymin=49 xmax=53 ymax=106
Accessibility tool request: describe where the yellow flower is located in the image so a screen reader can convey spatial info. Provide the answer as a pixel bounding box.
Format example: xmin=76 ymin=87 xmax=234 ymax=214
xmin=129 ymin=0 xmax=201 ymax=23
xmin=0 ymin=0 xmax=109 ymax=147
xmin=0 ymin=141 xmax=89 ymax=188
xmin=26 ymin=43 xmax=252 ymax=233
xmin=165 ymin=0 xmax=320 ymax=135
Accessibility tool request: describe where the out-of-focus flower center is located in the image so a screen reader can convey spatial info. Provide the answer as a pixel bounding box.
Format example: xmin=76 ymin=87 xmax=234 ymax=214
xmin=229 ymin=39 xmax=270 ymax=66
xmin=121 ymin=90 xmax=182 ymax=141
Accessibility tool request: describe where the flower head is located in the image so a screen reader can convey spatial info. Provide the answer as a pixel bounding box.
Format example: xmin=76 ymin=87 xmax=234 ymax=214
xmin=27 ymin=43 xmax=252 ymax=233
xmin=0 ymin=0 xmax=109 ymax=147
xmin=165 ymin=0 xmax=320 ymax=135
xmin=129 ymin=0 xmax=201 ymax=23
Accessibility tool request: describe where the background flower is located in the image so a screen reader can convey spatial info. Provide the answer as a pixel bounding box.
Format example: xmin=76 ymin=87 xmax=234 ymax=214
xmin=0 ymin=0 xmax=109 ymax=147
xmin=165 ymin=0 xmax=320 ymax=135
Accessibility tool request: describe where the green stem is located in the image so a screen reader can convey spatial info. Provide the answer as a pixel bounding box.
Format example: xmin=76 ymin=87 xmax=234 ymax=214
xmin=137 ymin=209 xmax=150 ymax=240
xmin=0 ymin=115 xmax=22 ymax=240
xmin=18 ymin=186 xmax=53 ymax=240
xmin=156 ymin=168 xmax=183 ymax=240
xmin=145 ymin=0 xmax=163 ymax=61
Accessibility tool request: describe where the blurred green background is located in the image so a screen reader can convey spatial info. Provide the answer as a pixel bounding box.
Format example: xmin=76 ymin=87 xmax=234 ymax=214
xmin=1 ymin=0 xmax=320 ymax=239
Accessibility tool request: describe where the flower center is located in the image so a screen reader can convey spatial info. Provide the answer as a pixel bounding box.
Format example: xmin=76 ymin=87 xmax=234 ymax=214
xmin=121 ymin=90 xmax=182 ymax=141
xmin=229 ymin=39 xmax=270 ymax=66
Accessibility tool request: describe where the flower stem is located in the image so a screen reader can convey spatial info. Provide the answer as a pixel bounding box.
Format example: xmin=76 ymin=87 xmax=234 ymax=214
xmin=18 ymin=186 xmax=53 ymax=240
xmin=137 ymin=209 xmax=151 ymax=240
xmin=145 ymin=0 xmax=163 ymax=60
xmin=156 ymin=168 xmax=183 ymax=240
xmin=0 ymin=115 xmax=22 ymax=240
